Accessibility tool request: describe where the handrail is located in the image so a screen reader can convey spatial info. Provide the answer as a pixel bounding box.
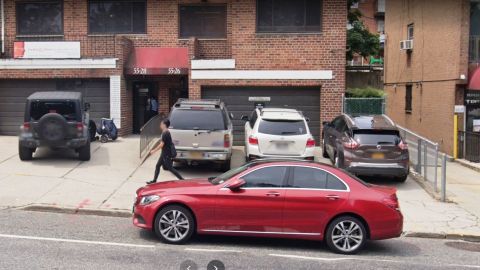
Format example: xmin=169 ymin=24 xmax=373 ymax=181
xmin=139 ymin=114 xmax=165 ymax=159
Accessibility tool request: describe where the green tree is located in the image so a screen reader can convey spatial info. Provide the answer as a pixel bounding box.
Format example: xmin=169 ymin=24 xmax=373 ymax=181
xmin=347 ymin=0 xmax=380 ymax=60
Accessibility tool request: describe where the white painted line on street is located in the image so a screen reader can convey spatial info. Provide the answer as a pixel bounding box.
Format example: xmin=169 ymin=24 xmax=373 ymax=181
xmin=185 ymin=248 xmax=243 ymax=253
xmin=0 ymin=233 xmax=156 ymax=249
xmin=269 ymin=254 xmax=480 ymax=268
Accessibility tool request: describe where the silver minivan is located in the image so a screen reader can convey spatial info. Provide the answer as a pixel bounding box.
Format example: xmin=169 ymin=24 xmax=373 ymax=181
xmin=169 ymin=99 xmax=233 ymax=171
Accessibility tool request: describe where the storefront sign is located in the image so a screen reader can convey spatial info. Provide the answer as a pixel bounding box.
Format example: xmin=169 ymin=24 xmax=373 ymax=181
xmin=465 ymin=91 xmax=480 ymax=106
xmin=14 ymin=41 xmax=81 ymax=59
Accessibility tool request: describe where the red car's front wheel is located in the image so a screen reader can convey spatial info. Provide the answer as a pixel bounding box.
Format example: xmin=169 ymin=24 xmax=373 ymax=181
xmin=154 ymin=205 xmax=195 ymax=244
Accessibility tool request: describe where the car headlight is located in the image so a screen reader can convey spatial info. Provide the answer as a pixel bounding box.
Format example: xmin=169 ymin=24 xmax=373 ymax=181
xmin=139 ymin=195 xmax=161 ymax=205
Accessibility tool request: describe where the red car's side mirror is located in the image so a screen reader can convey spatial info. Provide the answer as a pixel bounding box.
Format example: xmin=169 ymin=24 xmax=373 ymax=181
xmin=227 ymin=179 xmax=246 ymax=191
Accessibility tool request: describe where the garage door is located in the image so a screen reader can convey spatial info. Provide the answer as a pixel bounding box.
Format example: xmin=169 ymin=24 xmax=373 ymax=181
xmin=202 ymin=87 xmax=321 ymax=146
xmin=0 ymin=79 xmax=110 ymax=135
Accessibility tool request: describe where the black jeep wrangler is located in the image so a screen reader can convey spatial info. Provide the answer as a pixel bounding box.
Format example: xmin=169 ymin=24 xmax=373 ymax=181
xmin=19 ymin=92 xmax=93 ymax=161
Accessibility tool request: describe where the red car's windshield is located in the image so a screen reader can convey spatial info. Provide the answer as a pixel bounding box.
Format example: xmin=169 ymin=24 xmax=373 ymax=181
xmin=209 ymin=164 xmax=254 ymax=185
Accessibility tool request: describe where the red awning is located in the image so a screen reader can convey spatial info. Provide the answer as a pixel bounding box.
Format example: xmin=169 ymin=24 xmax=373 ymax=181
xmin=125 ymin=48 xmax=189 ymax=76
xmin=468 ymin=66 xmax=480 ymax=90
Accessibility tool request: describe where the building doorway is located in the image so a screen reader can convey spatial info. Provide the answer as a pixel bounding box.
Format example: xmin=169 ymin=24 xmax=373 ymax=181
xmin=133 ymin=81 xmax=157 ymax=134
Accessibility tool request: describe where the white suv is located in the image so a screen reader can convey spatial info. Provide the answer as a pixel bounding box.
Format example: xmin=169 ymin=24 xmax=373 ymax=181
xmin=242 ymin=108 xmax=316 ymax=161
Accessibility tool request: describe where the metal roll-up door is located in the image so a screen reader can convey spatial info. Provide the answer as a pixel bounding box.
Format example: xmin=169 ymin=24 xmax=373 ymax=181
xmin=0 ymin=79 xmax=110 ymax=135
xmin=202 ymin=86 xmax=321 ymax=146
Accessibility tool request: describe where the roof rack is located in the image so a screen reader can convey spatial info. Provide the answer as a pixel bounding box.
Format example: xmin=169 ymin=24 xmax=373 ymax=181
xmin=174 ymin=99 xmax=222 ymax=108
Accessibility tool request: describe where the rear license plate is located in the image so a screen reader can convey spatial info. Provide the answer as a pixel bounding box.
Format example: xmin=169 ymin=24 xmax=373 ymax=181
xmin=372 ymin=152 xmax=385 ymax=159
xmin=276 ymin=142 xmax=289 ymax=149
xmin=190 ymin=151 xmax=203 ymax=159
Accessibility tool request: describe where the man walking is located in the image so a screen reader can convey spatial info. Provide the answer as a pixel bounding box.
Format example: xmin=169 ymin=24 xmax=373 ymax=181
xmin=146 ymin=119 xmax=183 ymax=184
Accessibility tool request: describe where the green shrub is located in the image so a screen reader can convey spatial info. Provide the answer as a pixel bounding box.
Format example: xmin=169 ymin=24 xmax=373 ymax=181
xmin=346 ymin=87 xmax=385 ymax=98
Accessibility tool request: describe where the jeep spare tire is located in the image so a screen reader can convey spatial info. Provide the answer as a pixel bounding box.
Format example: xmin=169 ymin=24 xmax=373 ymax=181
xmin=38 ymin=113 xmax=68 ymax=143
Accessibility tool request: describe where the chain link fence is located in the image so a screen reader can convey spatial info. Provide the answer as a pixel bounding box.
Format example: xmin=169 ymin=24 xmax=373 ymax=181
xmin=343 ymin=96 xmax=385 ymax=115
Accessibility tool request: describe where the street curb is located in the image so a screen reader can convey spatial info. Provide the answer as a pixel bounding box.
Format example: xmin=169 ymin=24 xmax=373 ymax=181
xmin=17 ymin=205 xmax=480 ymax=242
xmin=404 ymin=231 xmax=480 ymax=242
xmin=20 ymin=205 xmax=132 ymax=218
xmin=454 ymin=159 xmax=480 ymax=173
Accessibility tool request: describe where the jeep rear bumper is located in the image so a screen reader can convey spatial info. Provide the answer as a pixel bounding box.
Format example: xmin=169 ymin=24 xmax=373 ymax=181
xmin=19 ymin=135 xmax=88 ymax=149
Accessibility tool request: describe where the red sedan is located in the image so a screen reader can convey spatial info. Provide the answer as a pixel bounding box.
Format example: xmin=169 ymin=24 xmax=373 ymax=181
xmin=133 ymin=160 xmax=403 ymax=254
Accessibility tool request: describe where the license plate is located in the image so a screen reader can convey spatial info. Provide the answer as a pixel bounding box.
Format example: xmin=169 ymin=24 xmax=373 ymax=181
xmin=372 ymin=152 xmax=385 ymax=159
xmin=190 ymin=151 xmax=203 ymax=159
xmin=276 ymin=142 xmax=289 ymax=149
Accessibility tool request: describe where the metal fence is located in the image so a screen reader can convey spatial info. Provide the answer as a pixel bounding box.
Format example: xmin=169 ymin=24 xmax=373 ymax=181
xmin=343 ymin=97 xmax=385 ymax=115
xmin=397 ymin=125 xmax=447 ymax=201
xmin=458 ymin=131 xmax=480 ymax=163
xmin=139 ymin=114 xmax=165 ymax=159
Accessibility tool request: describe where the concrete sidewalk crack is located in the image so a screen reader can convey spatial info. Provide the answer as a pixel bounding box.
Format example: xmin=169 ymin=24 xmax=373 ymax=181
xmin=60 ymin=144 xmax=102 ymax=178
xmin=0 ymin=153 xmax=18 ymax=165
xmin=97 ymin=158 xmax=144 ymax=208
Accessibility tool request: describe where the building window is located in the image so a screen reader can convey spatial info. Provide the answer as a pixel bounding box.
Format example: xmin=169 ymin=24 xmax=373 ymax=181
xmin=256 ymin=0 xmax=322 ymax=33
xmin=88 ymin=0 xmax=146 ymax=34
xmin=405 ymin=85 xmax=413 ymax=113
xmin=377 ymin=19 xmax=385 ymax=33
xmin=179 ymin=5 xmax=227 ymax=39
xmin=407 ymin=24 xmax=414 ymax=40
xmin=16 ymin=1 xmax=63 ymax=36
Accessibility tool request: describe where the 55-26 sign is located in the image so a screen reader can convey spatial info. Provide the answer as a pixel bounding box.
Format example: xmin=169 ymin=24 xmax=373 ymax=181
xmin=168 ymin=68 xmax=181 ymax=75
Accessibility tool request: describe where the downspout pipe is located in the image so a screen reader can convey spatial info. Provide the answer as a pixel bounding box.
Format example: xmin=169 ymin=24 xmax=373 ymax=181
xmin=1 ymin=0 xmax=5 ymax=55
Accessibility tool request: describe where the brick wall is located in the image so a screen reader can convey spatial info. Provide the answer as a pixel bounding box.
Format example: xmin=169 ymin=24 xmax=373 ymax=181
xmin=1 ymin=0 xmax=347 ymax=136
xmin=384 ymin=0 xmax=469 ymax=155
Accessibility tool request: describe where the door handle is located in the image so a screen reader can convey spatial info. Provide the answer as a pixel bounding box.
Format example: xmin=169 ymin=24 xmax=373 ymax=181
xmin=326 ymin=195 xmax=340 ymax=200
xmin=266 ymin=192 xmax=280 ymax=197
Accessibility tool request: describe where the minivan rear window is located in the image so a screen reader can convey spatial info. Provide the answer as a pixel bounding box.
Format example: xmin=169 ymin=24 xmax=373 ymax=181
xmin=30 ymin=101 xmax=77 ymax=121
xmin=170 ymin=109 xmax=227 ymax=130
xmin=353 ymin=130 xmax=401 ymax=145
xmin=258 ymin=120 xmax=307 ymax=136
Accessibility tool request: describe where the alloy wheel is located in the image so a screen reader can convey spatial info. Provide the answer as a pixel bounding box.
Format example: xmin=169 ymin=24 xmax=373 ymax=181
xmin=159 ymin=210 xmax=190 ymax=242
xmin=331 ymin=220 xmax=364 ymax=253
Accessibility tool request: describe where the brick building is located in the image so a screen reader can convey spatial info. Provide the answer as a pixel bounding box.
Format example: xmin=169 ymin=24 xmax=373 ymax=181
xmin=384 ymin=0 xmax=475 ymax=155
xmin=0 ymin=0 xmax=347 ymax=144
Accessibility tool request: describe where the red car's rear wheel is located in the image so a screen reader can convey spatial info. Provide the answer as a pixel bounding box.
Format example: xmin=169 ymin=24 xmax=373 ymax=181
xmin=325 ymin=216 xmax=367 ymax=254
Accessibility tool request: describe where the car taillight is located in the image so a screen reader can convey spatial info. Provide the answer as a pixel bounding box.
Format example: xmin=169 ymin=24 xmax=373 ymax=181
xmin=224 ymin=134 xmax=231 ymax=148
xmin=398 ymin=140 xmax=408 ymax=150
xmin=249 ymin=136 xmax=258 ymax=145
xmin=23 ymin=122 xmax=31 ymax=131
xmin=76 ymin=122 xmax=84 ymax=132
xmin=382 ymin=194 xmax=400 ymax=211
xmin=343 ymin=138 xmax=359 ymax=149
xmin=306 ymin=138 xmax=315 ymax=148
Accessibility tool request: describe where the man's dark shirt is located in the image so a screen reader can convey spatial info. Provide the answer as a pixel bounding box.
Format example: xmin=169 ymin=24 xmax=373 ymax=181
xmin=161 ymin=130 xmax=173 ymax=158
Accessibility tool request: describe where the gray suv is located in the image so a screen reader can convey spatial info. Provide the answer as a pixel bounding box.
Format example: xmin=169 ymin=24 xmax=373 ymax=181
xmin=322 ymin=114 xmax=409 ymax=182
xmin=19 ymin=92 xmax=92 ymax=161
xmin=169 ymin=99 xmax=233 ymax=171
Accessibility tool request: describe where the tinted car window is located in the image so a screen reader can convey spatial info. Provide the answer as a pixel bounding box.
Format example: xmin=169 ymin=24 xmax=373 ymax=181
xmin=326 ymin=174 xmax=347 ymax=190
xmin=258 ymin=120 xmax=307 ymax=135
xmin=291 ymin=167 xmax=327 ymax=189
xmin=243 ymin=166 xmax=287 ymax=188
xmin=334 ymin=118 xmax=346 ymax=132
xmin=354 ymin=130 xmax=401 ymax=145
xmin=30 ymin=101 xmax=77 ymax=121
xmin=170 ymin=109 xmax=227 ymax=130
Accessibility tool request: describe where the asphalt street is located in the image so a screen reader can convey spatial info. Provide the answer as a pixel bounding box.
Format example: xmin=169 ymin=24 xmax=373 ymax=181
xmin=0 ymin=209 xmax=479 ymax=270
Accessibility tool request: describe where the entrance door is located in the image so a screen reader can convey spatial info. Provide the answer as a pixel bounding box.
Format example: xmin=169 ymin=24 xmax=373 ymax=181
xmin=133 ymin=82 xmax=156 ymax=133
xmin=169 ymin=88 xmax=188 ymax=108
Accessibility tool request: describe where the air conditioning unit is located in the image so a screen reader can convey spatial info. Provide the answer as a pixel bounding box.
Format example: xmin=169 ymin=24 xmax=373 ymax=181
xmin=400 ymin=40 xmax=414 ymax=50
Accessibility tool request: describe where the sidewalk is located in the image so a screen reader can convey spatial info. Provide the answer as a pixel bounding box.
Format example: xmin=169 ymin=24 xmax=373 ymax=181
xmin=0 ymin=135 xmax=479 ymax=240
